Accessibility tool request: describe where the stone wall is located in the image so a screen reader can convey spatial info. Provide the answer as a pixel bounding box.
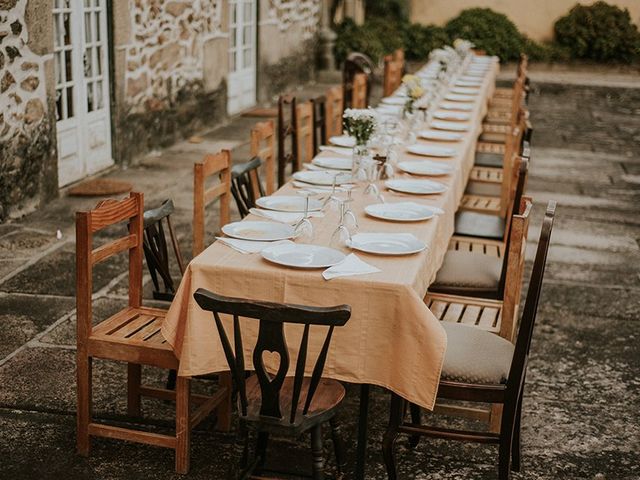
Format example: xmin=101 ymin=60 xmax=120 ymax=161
xmin=0 ymin=0 xmax=56 ymax=220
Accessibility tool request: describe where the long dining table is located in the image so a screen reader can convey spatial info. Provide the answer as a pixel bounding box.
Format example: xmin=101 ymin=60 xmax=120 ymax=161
xmin=162 ymin=54 xmax=499 ymax=477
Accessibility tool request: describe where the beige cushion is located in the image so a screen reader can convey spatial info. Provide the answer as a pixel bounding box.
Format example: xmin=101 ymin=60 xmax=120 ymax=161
xmin=442 ymin=322 xmax=514 ymax=384
xmin=431 ymin=251 xmax=501 ymax=296
xmin=474 ymin=152 xmax=503 ymax=168
xmin=455 ymin=211 xmax=506 ymax=240
xmin=465 ymin=181 xmax=501 ymax=197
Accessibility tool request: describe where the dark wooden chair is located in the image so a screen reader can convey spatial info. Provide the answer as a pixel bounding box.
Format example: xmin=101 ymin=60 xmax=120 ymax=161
xmin=143 ymin=199 xmax=185 ymax=303
xmin=383 ymin=201 xmax=556 ymax=480
xmin=343 ymin=52 xmax=374 ymax=108
xmin=193 ymin=289 xmax=351 ymax=480
xmin=277 ymin=94 xmax=298 ymax=187
xmin=311 ymin=95 xmax=327 ymax=156
xmin=76 ymin=192 xmax=230 ymax=474
xmin=231 ymin=156 xmax=265 ymax=218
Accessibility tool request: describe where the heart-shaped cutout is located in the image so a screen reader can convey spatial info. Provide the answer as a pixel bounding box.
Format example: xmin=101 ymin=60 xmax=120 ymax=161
xmin=261 ymin=350 xmax=281 ymax=374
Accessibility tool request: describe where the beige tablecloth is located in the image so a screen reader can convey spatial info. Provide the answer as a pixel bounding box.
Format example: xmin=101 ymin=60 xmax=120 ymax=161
xmin=162 ymin=57 xmax=499 ymax=410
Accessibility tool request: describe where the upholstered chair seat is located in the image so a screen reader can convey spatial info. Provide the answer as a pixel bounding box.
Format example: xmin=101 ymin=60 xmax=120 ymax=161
xmin=430 ymin=251 xmax=501 ymax=298
xmin=455 ymin=211 xmax=506 ymax=240
xmin=474 ymin=151 xmax=503 ymax=168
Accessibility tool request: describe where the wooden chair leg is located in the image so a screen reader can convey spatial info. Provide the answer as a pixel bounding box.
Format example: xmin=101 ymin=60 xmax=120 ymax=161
xmin=166 ymin=369 xmax=177 ymax=390
xmin=382 ymin=393 xmax=404 ymax=480
xmin=408 ymin=403 xmax=422 ymax=448
xmin=256 ymin=431 xmax=269 ymax=471
xmin=498 ymin=401 xmax=516 ymax=480
xmin=311 ymin=424 xmax=325 ymax=480
xmin=127 ymin=363 xmax=142 ymax=417
xmin=329 ymin=417 xmax=347 ymax=476
xmin=175 ymin=376 xmax=191 ymax=475
xmin=511 ymin=393 xmax=523 ymax=472
xmin=76 ymin=354 xmax=92 ymax=456
xmin=216 ymin=372 xmax=233 ymax=432
xmin=490 ymin=403 xmax=503 ymax=433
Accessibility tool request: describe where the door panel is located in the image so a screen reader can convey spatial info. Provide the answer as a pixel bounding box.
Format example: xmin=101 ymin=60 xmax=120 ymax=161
xmin=228 ymin=0 xmax=256 ymax=115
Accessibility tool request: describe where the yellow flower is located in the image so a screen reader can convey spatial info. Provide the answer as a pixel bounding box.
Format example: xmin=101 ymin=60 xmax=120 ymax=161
xmin=402 ymin=74 xmax=419 ymax=85
xmin=410 ymin=86 xmax=424 ymax=99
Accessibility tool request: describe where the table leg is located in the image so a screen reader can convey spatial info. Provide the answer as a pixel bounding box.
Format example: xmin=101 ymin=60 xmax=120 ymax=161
xmin=355 ymin=384 xmax=370 ymax=480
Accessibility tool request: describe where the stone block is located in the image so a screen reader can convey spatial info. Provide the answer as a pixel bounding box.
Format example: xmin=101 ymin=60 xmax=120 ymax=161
xmin=24 ymin=98 xmax=44 ymax=125
xmin=20 ymin=76 xmax=39 ymax=91
xmin=202 ymin=37 xmax=227 ymax=92
xmin=126 ymin=71 xmax=148 ymax=98
xmin=148 ymin=43 xmax=184 ymax=69
xmin=165 ymin=0 xmax=189 ymax=17
xmin=1 ymin=70 xmax=15 ymax=93
xmin=25 ymin=0 xmax=53 ymax=56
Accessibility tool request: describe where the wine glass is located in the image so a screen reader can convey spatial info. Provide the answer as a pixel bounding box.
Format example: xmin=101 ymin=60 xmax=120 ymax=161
xmin=341 ymin=184 xmax=358 ymax=232
xmin=363 ymin=159 xmax=385 ymax=204
xmin=293 ymin=191 xmax=315 ymax=242
xmin=329 ymin=198 xmax=352 ymax=249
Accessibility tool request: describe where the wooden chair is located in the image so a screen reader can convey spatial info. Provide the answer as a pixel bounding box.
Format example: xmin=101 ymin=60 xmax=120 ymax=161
xmin=481 ymin=78 xmax=526 ymax=144
xmin=193 ymin=150 xmax=232 ymax=257
xmin=383 ymin=56 xmax=403 ymax=97
xmin=392 ymin=48 xmax=405 ymax=70
xmin=343 ymin=52 xmax=374 ymax=108
xmin=428 ymin=196 xmax=532 ymax=341
xmin=277 ymin=94 xmax=298 ymax=187
xmin=250 ymin=120 xmax=276 ymax=195
xmin=296 ymin=100 xmax=315 ymax=166
xmin=492 ymin=54 xmax=529 ymax=103
xmin=325 ymin=86 xmax=344 ymax=139
xmin=231 ymin=156 xmax=265 ymax=218
xmin=76 ymin=192 xmax=230 ymax=474
xmin=193 ymin=289 xmax=351 ymax=479
xmin=311 ymin=95 xmax=327 ymax=156
xmin=383 ymin=201 xmax=556 ymax=480
xmin=351 ymin=73 xmax=368 ymax=109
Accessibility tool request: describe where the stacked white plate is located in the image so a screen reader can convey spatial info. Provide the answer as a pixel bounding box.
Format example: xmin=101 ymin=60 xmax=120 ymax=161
xmin=385 ymin=179 xmax=447 ymax=195
xmin=444 ymin=93 xmax=475 ymax=102
xmin=451 ymin=87 xmax=478 ymax=95
xmin=262 ymin=243 xmax=346 ymax=269
xmin=312 ymin=156 xmax=352 ymax=171
xmin=434 ymin=110 xmax=471 ymax=122
xmin=329 ymin=135 xmax=356 ymax=148
xmin=406 ymin=144 xmax=457 ymax=157
xmin=365 ymin=202 xmax=436 ymax=222
xmin=418 ymin=130 xmax=463 ymax=142
xmin=398 ymin=160 xmax=454 ymax=176
xmin=349 ymin=233 xmax=426 ymax=255
xmin=256 ymin=195 xmax=323 ymax=212
xmin=381 ymin=96 xmax=406 ymax=106
xmin=456 ymin=80 xmax=482 ymax=87
xmin=431 ymin=120 xmax=470 ymax=132
xmin=293 ymin=170 xmax=353 ymax=186
xmin=222 ymin=221 xmax=295 ymax=241
xmin=439 ymin=102 xmax=474 ymax=111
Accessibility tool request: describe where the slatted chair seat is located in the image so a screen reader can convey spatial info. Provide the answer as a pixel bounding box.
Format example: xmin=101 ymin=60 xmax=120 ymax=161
xmin=466 ymin=166 xmax=502 ymax=197
xmin=477 ymin=141 xmax=506 ymax=155
xmin=89 ymin=307 xmax=176 ymax=367
xmin=485 ymin=108 xmax=513 ymax=124
xmin=480 ymin=123 xmax=511 ymax=143
xmin=244 ymin=376 xmax=346 ymax=434
xmin=459 ymin=194 xmax=502 ymax=214
xmin=493 ymin=86 xmax=515 ymax=98
xmin=448 ymin=235 xmax=504 ymax=257
xmin=441 ymin=322 xmax=514 ymax=384
xmin=426 ymin=292 xmax=503 ymax=333
xmin=475 ymin=151 xmax=504 ymax=168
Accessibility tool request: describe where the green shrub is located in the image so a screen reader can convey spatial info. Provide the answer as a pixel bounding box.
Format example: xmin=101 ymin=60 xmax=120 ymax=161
xmin=444 ymin=8 xmax=525 ymax=61
xmin=334 ymin=18 xmax=385 ymax=66
xmin=554 ymin=1 xmax=640 ymax=63
xmin=402 ymin=23 xmax=450 ymax=61
xmin=364 ymin=0 xmax=410 ymax=24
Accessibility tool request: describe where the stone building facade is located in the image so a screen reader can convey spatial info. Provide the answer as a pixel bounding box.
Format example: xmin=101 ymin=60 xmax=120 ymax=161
xmin=0 ymin=0 xmax=323 ymax=220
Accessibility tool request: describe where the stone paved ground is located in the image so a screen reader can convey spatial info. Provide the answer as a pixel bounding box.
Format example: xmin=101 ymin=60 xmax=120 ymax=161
xmin=0 ymin=70 xmax=639 ymax=480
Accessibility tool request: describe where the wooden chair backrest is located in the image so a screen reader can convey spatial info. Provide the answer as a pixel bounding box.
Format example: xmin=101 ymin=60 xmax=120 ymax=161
xmin=296 ymin=101 xmax=314 ymax=166
xmin=392 ymin=48 xmax=405 ymax=67
xmin=325 ymin=86 xmax=344 ymax=138
xmin=193 ymin=150 xmax=231 ymax=257
xmin=500 ymin=111 xmax=527 ymax=218
xmin=277 ymin=94 xmax=298 ymax=187
xmin=76 ymin=192 xmax=144 ymax=343
xmin=351 ymin=73 xmax=368 ymax=109
xmin=193 ymin=288 xmax=351 ymax=424
xmin=231 ymin=156 xmax=265 ymax=218
xmin=143 ymin=199 xmax=185 ymax=302
xmin=343 ymin=52 xmax=374 ymax=108
xmin=311 ymin=95 xmax=327 ymax=156
xmin=499 ymin=194 xmax=532 ymax=341
xmin=251 ymin=120 xmax=276 ymax=195
xmin=506 ymin=201 xmax=556 ymax=403
xmin=501 ymin=154 xmax=529 ymax=246
xmin=383 ymin=57 xmax=403 ymax=97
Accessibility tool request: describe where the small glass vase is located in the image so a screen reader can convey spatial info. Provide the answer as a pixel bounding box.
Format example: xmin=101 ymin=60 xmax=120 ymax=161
xmin=351 ymin=144 xmax=371 ymax=182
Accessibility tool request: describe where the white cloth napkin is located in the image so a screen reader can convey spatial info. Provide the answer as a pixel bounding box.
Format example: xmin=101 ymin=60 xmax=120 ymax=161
xmin=322 ymin=253 xmax=381 ymax=280
xmin=249 ymin=208 xmax=324 ymax=225
xmin=216 ymin=237 xmax=293 ymax=254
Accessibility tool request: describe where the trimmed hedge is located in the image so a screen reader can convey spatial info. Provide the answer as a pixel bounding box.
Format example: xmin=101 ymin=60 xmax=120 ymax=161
xmin=554 ymin=1 xmax=640 ymax=63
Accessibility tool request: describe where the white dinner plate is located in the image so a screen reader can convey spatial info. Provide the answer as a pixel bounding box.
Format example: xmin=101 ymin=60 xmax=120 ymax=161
xmin=406 ymin=144 xmax=457 ymax=157
xmin=439 ymin=102 xmax=474 ymax=112
xmin=381 ymin=96 xmax=406 ymax=106
xmin=349 ymin=233 xmax=426 ymax=255
xmin=262 ymin=243 xmax=346 ymax=269
xmin=293 ymin=170 xmax=353 ymax=186
xmin=385 ymin=179 xmax=447 ymax=195
xmin=312 ymin=156 xmax=352 ymax=171
xmin=222 ymin=221 xmax=295 ymax=242
xmin=444 ymin=93 xmax=475 ymax=103
xmin=431 ymin=120 xmax=470 ymax=132
xmin=329 ymin=135 xmax=356 ymax=148
xmin=319 ymin=145 xmax=352 ymax=156
xmin=460 ymin=75 xmax=484 ymax=82
xmin=376 ymin=105 xmax=403 ymax=115
xmin=433 ymin=110 xmax=471 ymax=122
xmin=450 ymin=87 xmax=478 ymax=96
xmin=255 ymin=195 xmax=323 ymax=213
xmin=418 ymin=130 xmax=463 ymax=142
xmin=398 ymin=160 xmax=454 ymax=176
xmin=456 ymin=80 xmax=483 ymax=87
xmin=365 ymin=202 xmax=436 ymax=222
xmin=463 ymin=71 xmax=485 ymax=78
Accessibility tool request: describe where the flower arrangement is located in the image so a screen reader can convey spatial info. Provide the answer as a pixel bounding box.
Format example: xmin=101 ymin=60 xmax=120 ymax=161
xmin=343 ymin=108 xmax=379 ymax=146
xmin=401 ymin=74 xmax=425 ymax=115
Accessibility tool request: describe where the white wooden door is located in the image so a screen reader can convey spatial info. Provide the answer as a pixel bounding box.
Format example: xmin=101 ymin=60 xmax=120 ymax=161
xmin=54 ymin=0 xmax=113 ymax=187
xmin=227 ymin=0 xmax=257 ymax=115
